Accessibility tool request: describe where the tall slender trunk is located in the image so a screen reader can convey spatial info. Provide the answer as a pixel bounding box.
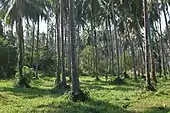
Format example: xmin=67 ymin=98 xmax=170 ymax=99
xmin=35 ymin=16 xmax=40 ymax=79
xmin=68 ymin=18 xmax=72 ymax=81
xmin=123 ymin=42 xmax=127 ymax=78
xmin=119 ymin=32 xmax=123 ymax=75
xmin=60 ymin=0 xmax=66 ymax=89
xmin=31 ymin=22 xmax=35 ymax=67
xmin=68 ymin=10 xmax=72 ymax=81
xmin=64 ymin=24 xmax=67 ymax=70
xmin=143 ymin=0 xmax=154 ymax=90
xmin=150 ymin=27 xmax=157 ymax=83
xmin=94 ymin=20 xmax=99 ymax=80
xmin=112 ymin=11 xmax=120 ymax=78
xmin=16 ymin=1 xmax=27 ymax=87
xmin=105 ymin=20 xmax=109 ymax=81
xmin=70 ymin=0 xmax=84 ymax=101
xmin=156 ymin=36 xmax=162 ymax=77
xmin=22 ymin=24 xmax=25 ymax=66
xmin=108 ymin=17 xmax=115 ymax=76
xmin=154 ymin=22 xmax=162 ymax=77
xmin=159 ymin=19 xmax=166 ymax=78
xmin=89 ymin=20 xmax=95 ymax=75
xmin=137 ymin=49 xmax=140 ymax=77
xmin=90 ymin=20 xmax=95 ymax=75
xmin=140 ymin=50 xmax=144 ymax=77
xmin=131 ymin=43 xmax=137 ymax=81
xmin=151 ymin=51 xmax=157 ymax=83
xmin=77 ymin=25 xmax=80 ymax=74
xmin=17 ymin=16 xmax=23 ymax=80
xmin=46 ymin=19 xmax=49 ymax=48
xmin=161 ymin=0 xmax=170 ymax=45
xmin=55 ymin=16 xmax=61 ymax=84
xmin=0 ymin=21 xmax=3 ymax=37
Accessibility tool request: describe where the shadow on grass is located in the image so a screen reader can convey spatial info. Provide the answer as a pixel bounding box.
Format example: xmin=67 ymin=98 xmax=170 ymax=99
xmin=143 ymin=107 xmax=170 ymax=113
xmin=34 ymin=99 xmax=135 ymax=113
xmin=81 ymin=77 xmax=142 ymax=87
xmin=82 ymin=84 xmax=137 ymax=92
xmin=0 ymin=86 xmax=63 ymax=99
xmin=81 ymin=80 xmax=108 ymax=86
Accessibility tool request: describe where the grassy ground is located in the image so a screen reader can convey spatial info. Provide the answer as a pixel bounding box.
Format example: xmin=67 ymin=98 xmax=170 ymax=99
xmin=0 ymin=75 xmax=170 ymax=113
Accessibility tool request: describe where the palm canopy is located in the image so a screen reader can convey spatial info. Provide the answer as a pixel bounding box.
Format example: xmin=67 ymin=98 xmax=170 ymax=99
xmin=3 ymin=0 xmax=49 ymax=24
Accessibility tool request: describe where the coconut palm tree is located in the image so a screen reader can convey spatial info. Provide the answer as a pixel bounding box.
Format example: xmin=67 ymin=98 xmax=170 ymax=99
xmin=4 ymin=0 xmax=48 ymax=87
xmin=60 ymin=0 xmax=67 ymax=89
xmin=143 ymin=0 xmax=155 ymax=91
xmin=70 ymin=0 xmax=86 ymax=101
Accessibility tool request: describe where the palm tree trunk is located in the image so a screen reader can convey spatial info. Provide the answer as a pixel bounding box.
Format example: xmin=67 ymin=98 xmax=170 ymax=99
xmin=46 ymin=19 xmax=49 ymax=48
xmin=17 ymin=17 xmax=23 ymax=80
xmin=123 ymin=43 xmax=127 ymax=78
xmin=0 ymin=21 xmax=3 ymax=37
xmin=112 ymin=12 xmax=120 ymax=78
xmin=60 ymin=0 xmax=66 ymax=89
xmin=94 ymin=20 xmax=99 ymax=80
xmin=108 ymin=17 xmax=115 ymax=77
xmin=55 ymin=16 xmax=61 ymax=85
xmin=161 ymin=0 xmax=170 ymax=45
xmin=137 ymin=50 xmax=141 ymax=77
xmin=35 ymin=16 xmax=40 ymax=79
xmin=151 ymin=51 xmax=157 ymax=83
xmin=105 ymin=21 xmax=109 ymax=81
xmin=144 ymin=0 xmax=154 ymax=90
xmin=77 ymin=25 xmax=80 ymax=75
xmin=70 ymin=0 xmax=85 ymax=102
xmin=154 ymin=22 xmax=162 ymax=77
xmin=68 ymin=10 xmax=72 ymax=81
xmin=140 ymin=50 xmax=144 ymax=78
xmin=90 ymin=20 xmax=95 ymax=76
xmin=31 ymin=22 xmax=35 ymax=67
xmin=131 ymin=43 xmax=137 ymax=81
xmin=150 ymin=26 xmax=157 ymax=83
xmin=16 ymin=1 xmax=27 ymax=87
xmin=159 ymin=18 xmax=166 ymax=78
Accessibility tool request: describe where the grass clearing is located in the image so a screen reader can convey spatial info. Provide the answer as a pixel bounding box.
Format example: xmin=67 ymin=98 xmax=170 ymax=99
xmin=0 ymin=76 xmax=170 ymax=113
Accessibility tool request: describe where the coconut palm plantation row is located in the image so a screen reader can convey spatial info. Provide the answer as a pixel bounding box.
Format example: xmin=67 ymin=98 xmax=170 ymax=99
xmin=0 ymin=0 xmax=170 ymax=113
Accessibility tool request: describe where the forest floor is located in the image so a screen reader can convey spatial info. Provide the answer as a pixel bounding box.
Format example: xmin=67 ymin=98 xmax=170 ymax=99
xmin=0 ymin=75 xmax=170 ymax=113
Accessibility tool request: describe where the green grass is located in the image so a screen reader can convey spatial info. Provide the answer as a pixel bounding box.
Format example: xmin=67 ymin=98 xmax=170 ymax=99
xmin=0 ymin=76 xmax=170 ymax=113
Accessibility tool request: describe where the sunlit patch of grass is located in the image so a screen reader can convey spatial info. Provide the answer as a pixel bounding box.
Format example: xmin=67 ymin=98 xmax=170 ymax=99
xmin=0 ymin=76 xmax=170 ymax=113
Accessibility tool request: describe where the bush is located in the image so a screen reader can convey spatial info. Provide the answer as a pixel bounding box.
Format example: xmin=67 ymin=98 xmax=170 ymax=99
xmin=0 ymin=37 xmax=17 ymax=78
xmin=16 ymin=66 xmax=34 ymax=88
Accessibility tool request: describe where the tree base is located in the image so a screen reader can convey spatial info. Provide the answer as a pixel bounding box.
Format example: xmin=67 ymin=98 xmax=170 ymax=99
xmin=145 ymin=84 xmax=156 ymax=91
xmin=94 ymin=76 xmax=101 ymax=81
xmin=16 ymin=78 xmax=31 ymax=88
xmin=51 ymin=82 xmax=70 ymax=93
xmin=110 ymin=77 xmax=126 ymax=85
xmin=71 ymin=90 xmax=88 ymax=102
xmin=124 ymin=72 xmax=129 ymax=79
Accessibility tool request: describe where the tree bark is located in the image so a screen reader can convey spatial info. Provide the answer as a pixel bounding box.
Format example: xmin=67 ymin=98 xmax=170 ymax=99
xmin=70 ymin=0 xmax=85 ymax=102
xmin=31 ymin=21 xmax=35 ymax=67
xmin=35 ymin=16 xmax=40 ymax=79
xmin=161 ymin=0 xmax=170 ymax=45
xmin=108 ymin=17 xmax=115 ymax=77
xmin=143 ymin=0 xmax=154 ymax=90
xmin=159 ymin=19 xmax=166 ymax=78
xmin=55 ymin=15 xmax=61 ymax=85
xmin=60 ymin=0 xmax=67 ymax=89
xmin=94 ymin=21 xmax=99 ymax=80
xmin=131 ymin=42 xmax=137 ymax=81
xmin=112 ymin=10 xmax=120 ymax=78
xmin=16 ymin=0 xmax=27 ymax=87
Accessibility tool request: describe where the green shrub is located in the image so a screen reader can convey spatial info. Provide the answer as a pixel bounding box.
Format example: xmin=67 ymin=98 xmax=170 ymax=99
xmin=0 ymin=37 xmax=17 ymax=78
xmin=16 ymin=66 xmax=34 ymax=88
